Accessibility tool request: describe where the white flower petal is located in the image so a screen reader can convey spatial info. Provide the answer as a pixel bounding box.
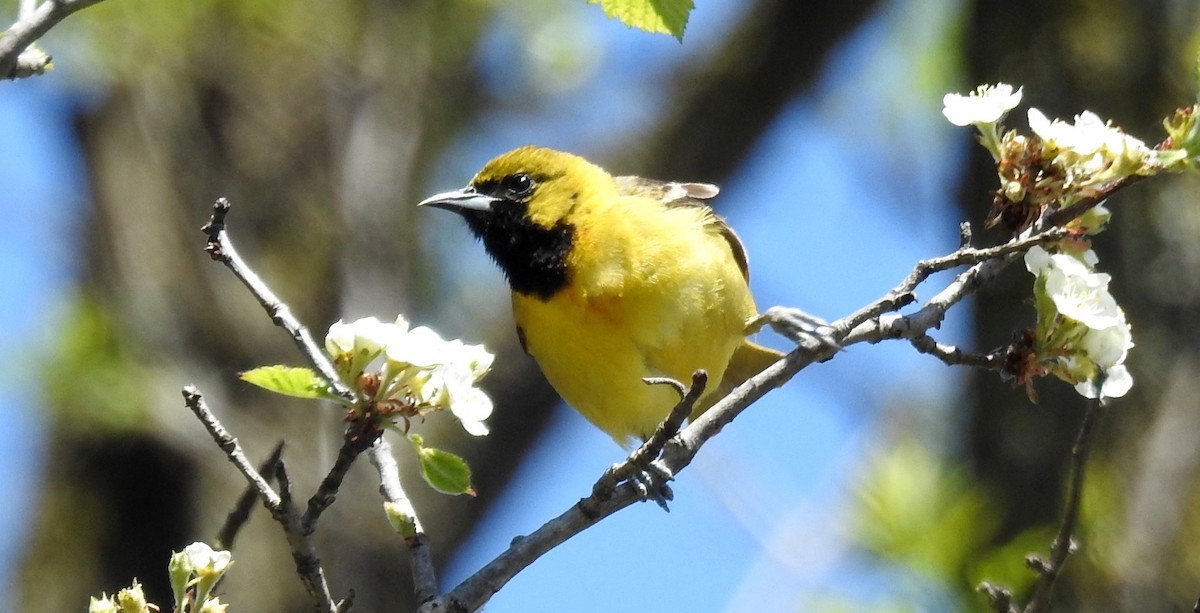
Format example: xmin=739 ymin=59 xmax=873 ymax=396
xmin=1075 ymin=364 xmax=1133 ymax=399
xmin=1025 ymin=245 xmax=1053 ymax=274
xmin=942 ymin=83 xmax=1022 ymax=126
xmin=386 ymin=326 xmax=448 ymax=369
xmin=1080 ymin=322 xmax=1133 ymax=369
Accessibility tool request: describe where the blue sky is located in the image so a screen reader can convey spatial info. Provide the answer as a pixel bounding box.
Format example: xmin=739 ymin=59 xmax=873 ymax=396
xmin=0 ymin=0 xmax=974 ymax=609
xmin=0 ymin=78 xmax=86 ymax=599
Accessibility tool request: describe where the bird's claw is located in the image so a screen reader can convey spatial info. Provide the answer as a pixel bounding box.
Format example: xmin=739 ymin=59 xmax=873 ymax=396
xmin=630 ymin=463 xmax=674 ymax=512
xmin=750 ymin=306 xmax=842 ymax=351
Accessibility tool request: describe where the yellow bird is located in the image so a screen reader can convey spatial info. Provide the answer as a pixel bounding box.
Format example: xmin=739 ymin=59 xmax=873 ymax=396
xmin=420 ymin=146 xmax=782 ymax=446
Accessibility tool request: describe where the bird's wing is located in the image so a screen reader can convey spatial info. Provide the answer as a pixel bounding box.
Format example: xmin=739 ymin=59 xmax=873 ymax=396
xmin=613 ymin=175 xmax=750 ymax=282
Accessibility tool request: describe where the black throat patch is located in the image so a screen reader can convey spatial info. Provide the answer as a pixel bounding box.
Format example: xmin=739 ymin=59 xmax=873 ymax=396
xmin=459 ymin=201 xmax=574 ymax=301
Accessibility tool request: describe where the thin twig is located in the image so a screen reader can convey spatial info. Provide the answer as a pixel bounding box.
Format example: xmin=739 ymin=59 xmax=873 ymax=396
xmin=420 ymin=483 xmax=644 ymax=613
xmin=369 ymin=438 xmax=438 ymax=604
xmin=978 ymin=582 xmax=1018 ymax=613
xmin=183 ymin=386 xmax=283 ymax=509
xmin=304 ymin=420 xmax=382 ymax=528
xmin=183 ymin=386 xmax=344 ymax=613
xmin=216 ymin=441 xmax=285 ymax=550
xmin=633 ymin=372 xmax=706 ymax=471
xmin=909 ymin=333 xmax=1005 ymax=370
xmin=1023 ymin=395 xmax=1106 ymax=612
xmin=0 ymin=0 xmax=105 ymax=79
xmin=1040 ymin=173 xmax=1148 ymax=228
xmin=837 ymin=227 xmax=1069 ymax=343
xmin=589 ymin=372 xmax=706 ymax=505
xmin=202 ymin=198 xmax=354 ymax=401
xmin=273 ymin=459 xmax=345 ymax=613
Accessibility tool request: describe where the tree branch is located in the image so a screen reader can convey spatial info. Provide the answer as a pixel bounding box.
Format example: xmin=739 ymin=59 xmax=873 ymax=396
xmin=1022 ymin=394 xmax=1106 ymax=612
xmin=215 ymin=441 xmax=285 ymax=550
xmin=303 ymin=421 xmax=382 ymax=529
xmin=0 ymin=0 xmax=106 ymax=79
xmin=183 ymin=386 xmax=347 ymax=612
xmin=202 ymin=198 xmax=354 ymax=402
xmin=369 ymin=438 xmax=438 ymax=604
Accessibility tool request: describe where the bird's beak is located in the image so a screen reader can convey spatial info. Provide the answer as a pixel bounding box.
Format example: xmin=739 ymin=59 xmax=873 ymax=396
xmin=418 ymin=188 xmax=500 ymax=214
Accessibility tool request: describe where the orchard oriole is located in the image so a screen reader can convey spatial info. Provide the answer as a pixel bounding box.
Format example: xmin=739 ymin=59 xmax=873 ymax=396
xmin=421 ymin=146 xmax=782 ymax=446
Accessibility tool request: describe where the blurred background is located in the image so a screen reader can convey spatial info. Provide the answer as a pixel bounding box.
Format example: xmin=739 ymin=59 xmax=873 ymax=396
xmin=2 ymin=0 xmax=1199 ymax=610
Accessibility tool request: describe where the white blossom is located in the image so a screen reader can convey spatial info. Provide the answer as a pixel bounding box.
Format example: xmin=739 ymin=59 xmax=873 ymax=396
xmin=88 ymin=596 xmax=118 ymax=613
xmin=385 ymin=326 xmax=450 ymax=369
xmin=447 ymin=380 xmax=493 ymax=436
xmin=1080 ymin=321 xmax=1133 ymax=369
xmin=1075 ymin=364 xmax=1133 ymax=399
xmin=942 ymin=83 xmax=1023 ymax=126
xmin=1028 ymin=108 xmax=1156 ymax=183
xmin=181 ymin=542 xmax=232 ymax=576
xmin=1026 ymin=246 xmax=1134 ymax=399
xmin=325 ymin=316 xmax=406 ymax=361
xmin=1026 ymin=247 xmax=1123 ymax=329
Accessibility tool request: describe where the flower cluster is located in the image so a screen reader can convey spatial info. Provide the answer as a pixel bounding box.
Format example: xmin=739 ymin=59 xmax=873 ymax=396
xmin=942 ymin=82 xmax=1160 ymax=234
xmin=1027 ymin=108 xmax=1157 ymax=193
xmin=1023 ymin=246 xmax=1133 ymax=399
xmin=169 ymin=542 xmax=232 ymax=613
xmin=945 ymin=83 xmax=1141 ymax=401
xmin=91 ymin=543 xmax=232 ymax=613
xmin=89 ymin=582 xmax=154 ymax=613
xmin=326 ymin=316 xmax=494 ymax=436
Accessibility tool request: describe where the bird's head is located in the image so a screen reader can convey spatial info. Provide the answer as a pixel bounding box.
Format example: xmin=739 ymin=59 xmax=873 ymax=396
xmin=419 ymin=146 xmax=617 ymax=298
xmin=419 ymin=145 xmax=616 ymax=232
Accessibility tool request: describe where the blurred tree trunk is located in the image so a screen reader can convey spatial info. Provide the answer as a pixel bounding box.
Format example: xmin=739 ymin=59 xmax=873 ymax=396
xmin=963 ymin=0 xmax=1200 ymax=608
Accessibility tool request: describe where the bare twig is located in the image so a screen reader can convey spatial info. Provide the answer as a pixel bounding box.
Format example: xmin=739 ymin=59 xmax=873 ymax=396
xmin=838 ymin=227 xmax=1069 ymax=344
xmin=589 ymin=372 xmax=706 ymax=505
xmin=303 ymin=421 xmax=382 ymax=529
xmin=369 ymin=438 xmax=438 ymax=604
xmin=1023 ymin=394 xmax=1106 ymax=612
xmin=183 ymin=386 xmax=346 ymax=612
xmin=0 ymin=0 xmax=106 ymax=79
xmin=978 ymin=582 xmax=1018 ymax=613
xmin=632 ymin=372 xmax=704 ymax=470
xmin=183 ymin=386 xmax=283 ymax=508
xmin=909 ymin=333 xmax=1005 ymax=370
xmin=1040 ymin=173 xmax=1148 ymax=229
xmin=216 ymin=441 xmax=285 ymax=550
xmin=420 ymin=482 xmax=644 ymax=613
xmin=202 ymin=198 xmax=354 ymax=401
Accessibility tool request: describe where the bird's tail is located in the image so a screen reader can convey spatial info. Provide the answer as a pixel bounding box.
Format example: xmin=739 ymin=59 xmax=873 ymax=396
xmin=697 ymin=341 xmax=785 ymax=414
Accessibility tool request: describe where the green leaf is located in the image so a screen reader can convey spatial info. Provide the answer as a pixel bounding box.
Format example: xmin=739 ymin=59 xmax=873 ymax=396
xmin=587 ymin=0 xmax=694 ymax=41
xmin=240 ymin=365 xmax=335 ymax=400
xmin=410 ymin=435 xmax=475 ymax=496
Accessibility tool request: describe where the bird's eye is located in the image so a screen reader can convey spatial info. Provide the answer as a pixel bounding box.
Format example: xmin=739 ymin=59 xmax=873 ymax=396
xmin=503 ymin=173 xmax=535 ymax=198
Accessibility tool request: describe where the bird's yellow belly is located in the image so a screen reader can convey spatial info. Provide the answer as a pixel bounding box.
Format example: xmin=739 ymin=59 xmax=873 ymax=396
xmin=512 ymin=286 xmax=749 ymax=446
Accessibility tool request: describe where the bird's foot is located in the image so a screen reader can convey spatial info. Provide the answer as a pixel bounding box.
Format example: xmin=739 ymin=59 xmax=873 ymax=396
xmin=749 ymin=306 xmax=842 ymax=351
xmin=630 ymin=462 xmax=674 ymax=512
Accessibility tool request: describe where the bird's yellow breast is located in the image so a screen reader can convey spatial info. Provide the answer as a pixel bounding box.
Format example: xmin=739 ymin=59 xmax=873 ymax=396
xmin=512 ymin=197 xmax=757 ymax=445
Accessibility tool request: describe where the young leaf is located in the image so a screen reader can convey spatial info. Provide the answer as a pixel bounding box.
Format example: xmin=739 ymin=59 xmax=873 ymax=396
xmin=240 ymin=365 xmax=335 ymax=400
xmin=587 ymin=0 xmax=694 ymax=41
xmin=411 ymin=435 xmax=475 ymax=496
